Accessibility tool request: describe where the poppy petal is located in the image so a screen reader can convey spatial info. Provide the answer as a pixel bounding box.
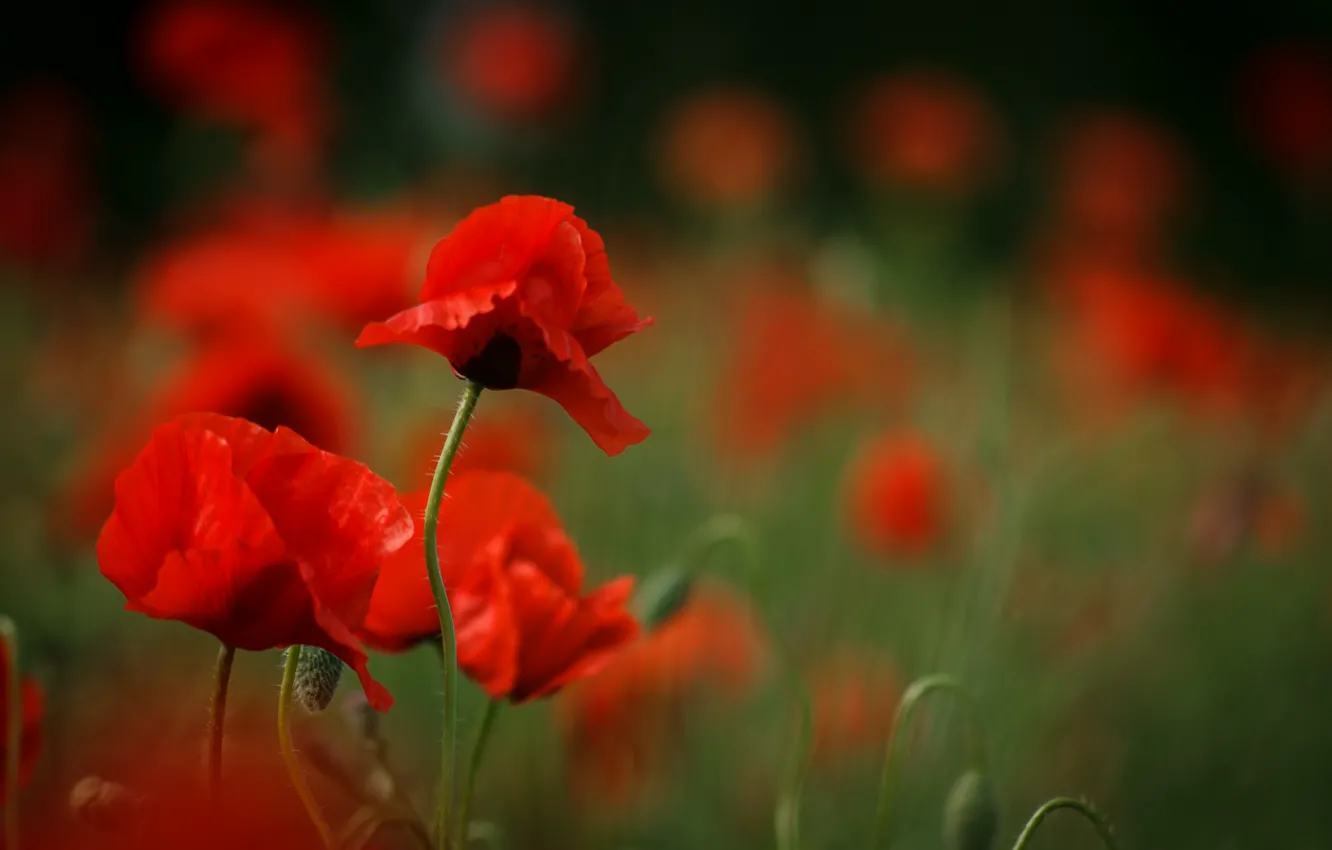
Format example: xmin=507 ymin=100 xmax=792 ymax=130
xmin=356 ymin=282 xmax=518 ymax=357
xmin=422 ymin=196 xmax=573 ymax=300
xmin=532 ymin=359 xmax=650 ymax=456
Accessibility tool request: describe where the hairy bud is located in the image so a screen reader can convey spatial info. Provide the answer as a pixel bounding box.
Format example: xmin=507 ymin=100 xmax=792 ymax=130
xmin=943 ymin=769 xmax=999 ymax=850
xmin=289 ymin=646 xmax=344 ymax=713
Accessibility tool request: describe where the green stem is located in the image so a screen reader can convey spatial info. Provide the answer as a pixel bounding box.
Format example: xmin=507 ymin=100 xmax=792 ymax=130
xmin=279 ymin=646 xmax=333 ymax=849
xmin=774 ymin=672 xmax=813 ymax=850
xmin=1010 ymin=797 xmax=1116 ymax=850
xmin=870 ymin=674 xmax=986 ymax=850
xmin=675 ymin=514 xmax=760 ymax=579
xmin=207 ymin=643 xmax=235 ymax=799
xmin=426 ymin=380 xmax=484 ymax=850
xmin=454 ymin=700 xmax=500 ymax=849
xmin=1 ymin=618 xmax=19 ymax=850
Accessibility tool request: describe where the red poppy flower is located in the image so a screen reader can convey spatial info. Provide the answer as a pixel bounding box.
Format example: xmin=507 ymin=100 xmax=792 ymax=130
xmin=55 ymin=339 xmax=358 ymax=540
xmin=1238 ymin=43 xmax=1332 ymax=180
xmin=356 ymin=195 xmax=652 ymax=456
xmin=96 ymin=413 xmax=410 ymax=710
xmin=1049 ymin=113 xmax=1187 ymax=265
xmin=360 ymin=471 xmax=639 ymax=703
xmin=400 ymin=402 xmax=551 ymax=488
xmin=808 ymin=652 xmax=902 ymax=765
xmin=0 ymin=639 xmax=42 ymax=798
xmin=557 ymin=584 xmax=766 ymax=802
xmin=713 ymin=279 xmax=912 ymax=460
xmin=846 ymin=70 xmax=999 ymax=195
xmin=139 ymin=0 xmax=326 ymax=172
xmin=845 ymin=431 xmax=948 ymax=559
xmin=0 ymin=81 xmax=93 ymax=272
xmin=137 ymin=203 xmax=435 ymax=340
xmin=1050 ymin=265 xmax=1252 ymax=417
xmin=441 ymin=3 xmax=580 ymax=125
xmin=657 ymin=87 xmax=797 ymax=208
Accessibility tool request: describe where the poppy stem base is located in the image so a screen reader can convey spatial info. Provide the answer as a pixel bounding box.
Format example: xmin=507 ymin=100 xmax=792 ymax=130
xmin=455 ymin=700 xmax=500 ymax=850
xmin=207 ymin=643 xmax=235 ymax=799
xmin=425 ymin=379 xmax=484 ymax=850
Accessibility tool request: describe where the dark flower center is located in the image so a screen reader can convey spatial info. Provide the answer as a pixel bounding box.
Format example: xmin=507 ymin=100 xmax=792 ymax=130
xmin=457 ymin=332 xmax=523 ymax=389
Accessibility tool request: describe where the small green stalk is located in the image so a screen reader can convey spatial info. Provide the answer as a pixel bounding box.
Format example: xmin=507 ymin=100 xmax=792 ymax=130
xmin=207 ymin=643 xmax=235 ymax=799
xmin=454 ymin=700 xmax=500 ymax=849
xmin=871 ymin=674 xmax=986 ymax=850
xmin=1010 ymin=797 xmax=1116 ymax=850
xmin=426 ymin=380 xmax=484 ymax=849
xmin=279 ymin=646 xmax=333 ymax=849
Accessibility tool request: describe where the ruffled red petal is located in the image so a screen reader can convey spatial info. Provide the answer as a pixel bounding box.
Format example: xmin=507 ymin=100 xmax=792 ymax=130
xmin=531 ymin=358 xmax=650 ymax=456
xmin=422 ymin=195 xmax=573 ymax=300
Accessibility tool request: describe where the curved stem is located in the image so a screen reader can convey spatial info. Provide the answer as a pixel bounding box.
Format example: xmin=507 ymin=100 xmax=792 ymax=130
xmin=774 ymin=672 xmax=813 ymax=850
xmin=454 ymin=700 xmax=500 ymax=850
xmin=207 ymin=644 xmax=235 ymax=799
xmin=1 ymin=618 xmax=19 ymax=850
xmin=279 ymin=646 xmax=333 ymax=849
xmin=870 ymin=674 xmax=986 ymax=850
xmin=1010 ymin=797 xmax=1116 ymax=850
xmin=425 ymin=380 xmax=484 ymax=849
xmin=676 ymin=514 xmax=760 ymax=581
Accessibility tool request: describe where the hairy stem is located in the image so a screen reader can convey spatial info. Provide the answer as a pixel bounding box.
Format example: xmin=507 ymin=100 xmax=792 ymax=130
xmin=1010 ymin=797 xmax=1116 ymax=850
xmin=207 ymin=644 xmax=235 ymax=799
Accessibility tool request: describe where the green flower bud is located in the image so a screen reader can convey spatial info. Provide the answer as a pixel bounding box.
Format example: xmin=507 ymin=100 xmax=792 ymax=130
xmin=943 ymin=769 xmax=999 ymax=850
xmin=289 ymin=646 xmax=343 ymax=713
xmin=631 ymin=567 xmax=694 ymax=631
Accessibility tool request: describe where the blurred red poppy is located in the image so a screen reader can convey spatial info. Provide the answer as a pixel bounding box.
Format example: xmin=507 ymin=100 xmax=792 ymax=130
xmin=809 ymin=652 xmax=901 ymax=764
xmin=96 ymin=413 xmax=409 ymax=710
xmin=56 ymin=339 xmax=359 ymax=540
xmin=1050 ymin=265 xmax=1251 ymax=417
xmin=0 ymin=81 xmax=93 ymax=272
xmin=1238 ymin=42 xmax=1332 ymax=180
xmin=0 ymin=639 xmax=43 ymax=798
xmin=713 ymin=282 xmax=912 ymax=460
xmin=139 ymin=0 xmax=326 ymax=172
xmin=845 ymin=431 xmax=948 ymax=560
xmin=357 ymin=195 xmax=652 ymax=456
xmin=441 ymin=2 xmax=580 ymax=125
xmin=55 ymin=706 xmax=349 ymax=849
xmin=557 ymin=584 xmax=767 ymax=802
xmin=1049 ymin=113 xmax=1187 ymax=266
xmin=400 ymin=402 xmax=551 ymax=488
xmin=360 ymin=471 xmax=639 ymax=703
xmin=137 ymin=204 xmax=435 ymax=339
xmin=657 ymin=87 xmax=797 ymax=208
xmin=846 ymin=70 xmax=999 ymax=195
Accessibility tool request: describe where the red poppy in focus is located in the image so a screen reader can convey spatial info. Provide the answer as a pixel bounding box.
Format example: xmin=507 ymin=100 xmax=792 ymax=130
xmin=139 ymin=0 xmax=326 ymax=172
xmin=846 ymin=70 xmax=999 ymax=196
xmin=845 ymin=431 xmax=948 ymax=559
xmin=0 ymin=639 xmax=43 ymax=798
xmin=95 ymin=413 xmax=408 ymax=710
xmin=361 ymin=471 xmax=639 ymax=703
xmin=713 ymin=281 xmax=912 ymax=460
xmin=657 ymin=87 xmax=797 ymax=208
xmin=1238 ymin=42 xmax=1332 ymax=180
xmin=442 ymin=3 xmax=579 ymax=125
xmin=357 ymin=196 xmax=652 ymax=456
xmin=557 ymin=585 xmax=767 ymax=802
xmin=400 ymin=403 xmax=551 ymax=488
xmin=1049 ymin=113 xmax=1187 ymax=266
xmin=0 ymin=81 xmax=93 ymax=271
xmin=56 ymin=339 xmax=358 ymax=540
xmin=809 ymin=652 xmax=901 ymax=764
xmin=1050 ymin=265 xmax=1252 ymax=418
xmin=137 ymin=204 xmax=435 ymax=339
